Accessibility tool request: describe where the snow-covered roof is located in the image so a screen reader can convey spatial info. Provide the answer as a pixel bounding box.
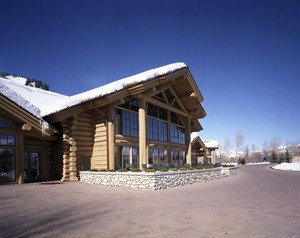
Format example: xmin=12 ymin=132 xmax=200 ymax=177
xmin=203 ymin=140 xmax=219 ymax=149
xmin=41 ymin=62 xmax=186 ymax=116
xmin=0 ymin=63 xmax=186 ymax=118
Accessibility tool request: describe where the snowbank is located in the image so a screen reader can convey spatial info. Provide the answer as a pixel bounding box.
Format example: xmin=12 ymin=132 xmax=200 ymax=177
xmin=247 ymin=162 xmax=271 ymax=165
xmin=272 ymin=162 xmax=300 ymax=172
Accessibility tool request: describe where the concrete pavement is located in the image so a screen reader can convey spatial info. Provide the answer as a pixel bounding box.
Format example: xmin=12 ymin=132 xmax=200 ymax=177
xmin=0 ymin=165 xmax=299 ymax=238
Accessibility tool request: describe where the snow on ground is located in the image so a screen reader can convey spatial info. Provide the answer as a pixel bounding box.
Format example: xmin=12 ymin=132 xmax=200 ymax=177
xmin=247 ymin=162 xmax=271 ymax=165
xmin=272 ymin=162 xmax=300 ymax=172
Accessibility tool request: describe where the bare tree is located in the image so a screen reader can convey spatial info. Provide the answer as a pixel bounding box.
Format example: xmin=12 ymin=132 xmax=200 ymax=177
xmin=222 ymin=137 xmax=231 ymax=163
xmin=269 ymin=137 xmax=281 ymax=153
xmin=262 ymin=141 xmax=269 ymax=157
xmin=235 ymin=130 xmax=245 ymax=159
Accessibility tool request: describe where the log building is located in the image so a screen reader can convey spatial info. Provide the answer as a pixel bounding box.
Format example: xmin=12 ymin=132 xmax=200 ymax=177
xmin=0 ymin=63 xmax=206 ymax=184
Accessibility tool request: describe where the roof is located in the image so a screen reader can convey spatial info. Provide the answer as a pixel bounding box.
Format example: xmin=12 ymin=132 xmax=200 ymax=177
xmin=1 ymin=63 xmax=205 ymax=133
xmin=1 ymin=63 xmax=187 ymax=118
xmin=203 ymin=140 xmax=219 ymax=149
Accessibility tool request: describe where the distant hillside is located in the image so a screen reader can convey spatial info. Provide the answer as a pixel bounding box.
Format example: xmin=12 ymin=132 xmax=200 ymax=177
xmin=0 ymin=72 xmax=50 ymax=91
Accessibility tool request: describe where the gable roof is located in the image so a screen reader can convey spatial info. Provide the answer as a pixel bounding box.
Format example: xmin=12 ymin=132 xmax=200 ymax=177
xmin=1 ymin=63 xmax=206 ymax=132
xmin=41 ymin=62 xmax=187 ymax=116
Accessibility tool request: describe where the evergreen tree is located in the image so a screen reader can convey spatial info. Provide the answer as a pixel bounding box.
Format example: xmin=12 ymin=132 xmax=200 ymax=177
xmin=270 ymin=151 xmax=278 ymax=163
xmin=285 ymin=149 xmax=291 ymax=163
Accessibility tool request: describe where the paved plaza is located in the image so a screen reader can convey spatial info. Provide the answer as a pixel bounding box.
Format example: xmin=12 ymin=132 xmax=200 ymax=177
xmin=1 ymin=165 xmax=299 ymax=238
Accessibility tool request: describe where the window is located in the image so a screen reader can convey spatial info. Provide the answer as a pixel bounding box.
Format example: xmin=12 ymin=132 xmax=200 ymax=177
xmin=170 ymin=125 xmax=185 ymax=144
xmin=147 ymin=118 xmax=158 ymax=140
xmin=119 ymin=99 xmax=139 ymax=112
xmin=131 ymin=113 xmax=139 ymax=137
xmin=170 ymin=150 xmax=186 ymax=165
xmin=147 ymin=118 xmax=168 ymax=142
xmin=158 ymin=121 xmax=168 ymax=142
xmin=24 ymin=152 xmax=40 ymax=182
xmin=0 ymin=134 xmax=16 ymax=146
xmin=121 ymin=110 xmax=130 ymax=136
xmin=114 ymin=146 xmax=139 ymax=169
xmin=148 ymin=148 xmax=167 ymax=164
xmin=0 ymin=148 xmax=16 ymax=183
xmin=147 ymin=103 xmax=167 ymax=121
xmin=147 ymin=104 xmax=158 ymax=117
xmin=115 ymin=109 xmax=139 ymax=137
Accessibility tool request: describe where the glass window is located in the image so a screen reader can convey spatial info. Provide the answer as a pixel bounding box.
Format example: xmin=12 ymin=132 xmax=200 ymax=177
xmin=115 ymin=106 xmax=139 ymax=137
xmin=115 ymin=146 xmax=139 ymax=169
xmin=159 ymin=149 xmax=168 ymax=164
xmin=130 ymin=99 xmax=139 ymax=112
xmin=171 ymin=124 xmax=178 ymax=143
xmin=171 ymin=112 xmax=178 ymax=124
xmin=158 ymin=121 xmax=168 ymax=142
xmin=0 ymin=134 xmax=16 ymax=146
xmin=119 ymin=99 xmax=139 ymax=111
xmin=24 ymin=152 xmax=40 ymax=182
xmin=170 ymin=150 xmax=179 ymax=164
xmin=179 ymin=151 xmax=186 ymax=164
xmin=148 ymin=148 xmax=158 ymax=164
xmin=148 ymin=103 xmax=158 ymax=118
xmin=171 ymin=125 xmax=185 ymax=144
xmin=159 ymin=108 xmax=167 ymax=121
xmin=0 ymin=148 xmax=16 ymax=183
xmin=121 ymin=110 xmax=130 ymax=136
xmin=131 ymin=113 xmax=139 ymax=137
xmin=132 ymin=147 xmax=139 ymax=168
xmin=147 ymin=118 xmax=168 ymax=142
xmin=147 ymin=118 xmax=158 ymax=141
xmin=179 ymin=127 xmax=186 ymax=144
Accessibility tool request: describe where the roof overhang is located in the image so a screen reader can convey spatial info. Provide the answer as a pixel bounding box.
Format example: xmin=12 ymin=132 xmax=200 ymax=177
xmin=44 ymin=66 xmax=206 ymax=133
xmin=0 ymin=94 xmax=57 ymax=137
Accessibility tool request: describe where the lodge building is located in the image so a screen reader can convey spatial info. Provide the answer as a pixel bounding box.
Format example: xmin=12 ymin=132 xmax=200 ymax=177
xmin=0 ymin=63 xmax=207 ymax=184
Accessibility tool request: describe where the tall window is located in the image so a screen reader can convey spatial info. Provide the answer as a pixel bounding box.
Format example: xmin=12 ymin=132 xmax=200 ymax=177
xmin=171 ymin=125 xmax=185 ymax=144
xmin=0 ymin=128 xmax=16 ymax=183
xmin=147 ymin=103 xmax=168 ymax=142
xmin=115 ymin=99 xmax=139 ymax=137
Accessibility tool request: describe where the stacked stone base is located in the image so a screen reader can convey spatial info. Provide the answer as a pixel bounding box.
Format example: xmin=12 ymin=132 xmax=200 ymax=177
xmin=80 ymin=167 xmax=239 ymax=190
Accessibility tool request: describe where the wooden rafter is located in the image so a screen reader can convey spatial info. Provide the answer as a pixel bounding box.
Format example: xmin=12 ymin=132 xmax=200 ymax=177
xmin=168 ymin=87 xmax=187 ymax=113
xmin=136 ymin=95 xmax=189 ymax=117
xmin=161 ymin=91 xmax=169 ymax=105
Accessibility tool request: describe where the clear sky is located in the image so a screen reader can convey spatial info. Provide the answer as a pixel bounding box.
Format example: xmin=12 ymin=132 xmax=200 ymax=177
xmin=1 ymin=0 xmax=299 ymax=149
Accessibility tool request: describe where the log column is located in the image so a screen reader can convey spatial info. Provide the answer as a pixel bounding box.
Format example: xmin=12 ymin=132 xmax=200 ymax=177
xmin=186 ymin=116 xmax=192 ymax=165
xmin=61 ymin=121 xmax=70 ymax=181
xmin=107 ymin=106 xmax=115 ymax=171
xmin=16 ymin=134 xmax=24 ymax=184
xmin=139 ymin=98 xmax=147 ymax=170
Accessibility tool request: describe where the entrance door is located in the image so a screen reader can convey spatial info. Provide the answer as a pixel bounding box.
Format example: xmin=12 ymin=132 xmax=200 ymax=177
xmin=81 ymin=155 xmax=91 ymax=171
xmin=24 ymin=152 xmax=40 ymax=182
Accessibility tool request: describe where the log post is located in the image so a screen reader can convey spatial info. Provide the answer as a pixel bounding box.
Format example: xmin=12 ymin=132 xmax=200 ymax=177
xmin=139 ymin=98 xmax=147 ymax=170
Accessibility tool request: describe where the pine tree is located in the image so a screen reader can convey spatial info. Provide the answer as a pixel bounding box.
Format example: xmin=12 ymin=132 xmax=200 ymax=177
xmin=270 ymin=151 xmax=278 ymax=163
xmin=285 ymin=149 xmax=291 ymax=163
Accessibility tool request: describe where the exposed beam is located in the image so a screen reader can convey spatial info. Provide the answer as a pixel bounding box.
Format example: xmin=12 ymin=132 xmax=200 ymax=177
xmin=137 ymin=95 xmax=190 ymax=117
xmin=161 ymin=91 xmax=169 ymax=105
xmin=168 ymin=87 xmax=187 ymax=113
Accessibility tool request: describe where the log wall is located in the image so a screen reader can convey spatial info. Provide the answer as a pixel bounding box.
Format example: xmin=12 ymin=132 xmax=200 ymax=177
xmin=92 ymin=110 xmax=108 ymax=170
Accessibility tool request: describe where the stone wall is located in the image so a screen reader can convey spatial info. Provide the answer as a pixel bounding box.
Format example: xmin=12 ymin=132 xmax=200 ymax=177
xmin=80 ymin=167 xmax=239 ymax=190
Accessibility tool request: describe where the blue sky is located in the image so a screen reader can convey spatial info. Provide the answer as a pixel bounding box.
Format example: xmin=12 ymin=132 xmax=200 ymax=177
xmin=1 ymin=0 xmax=299 ymax=149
